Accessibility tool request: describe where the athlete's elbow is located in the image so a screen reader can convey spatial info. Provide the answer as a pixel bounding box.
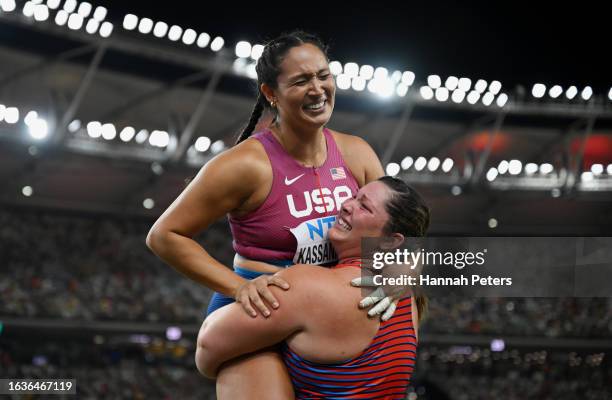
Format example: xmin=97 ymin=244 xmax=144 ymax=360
xmin=145 ymin=224 xmax=167 ymax=254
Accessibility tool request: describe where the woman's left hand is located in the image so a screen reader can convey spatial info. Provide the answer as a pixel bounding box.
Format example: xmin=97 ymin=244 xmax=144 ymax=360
xmin=351 ymin=276 xmax=408 ymax=321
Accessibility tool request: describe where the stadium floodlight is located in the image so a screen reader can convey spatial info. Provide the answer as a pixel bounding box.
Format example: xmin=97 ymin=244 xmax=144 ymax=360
xmin=427 ymin=75 xmax=441 ymax=89
xmin=77 ymin=1 xmax=91 ymax=18
xmin=414 ymin=156 xmax=427 ymax=171
xmin=68 ymin=119 xmax=81 ymax=132
xmin=22 ymin=185 xmax=34 ymax=197
xmin=210 ymin=36 xmax=224 ymax=52
xmin=182 ymin=29 xmax=196 ymax=45
xmin=28 ymin=118 xmax=48 ymax=140
xmin=401 ymin=71 xmax=415 ymax=86
xmin=581 ymin=171 xmax=594 ymax=182
xmin=497 ymin=160 xmax=509 ymax=174
xmin=336 ymin=74 xmax=351 ymax=90
xmin=445 ymin=76 xmax=458 ymax=91
xmin=356 ymin=65 xmax=373 ymax=80
xmin=153 ymin=21 xmax=168 ymax=38
xmin=391 ymin=70 xmax=402 ymax=83
xmin=231 ymin=58 xmax=246 ymax=74
xmin=150 ymin=130 xmax=169 ymax=147
xmin=135 ymin=129 xmax=148 ymax=144
xmin=451 ymin=89 xmax=466 ymax=103
xmin=0 ymin=104 xmax=4 ymax=122
xmin=343 ymin=62 xmax=359 ymax=78
xmin=458 ymin=77 xmax=472 ymax=92
xmin=54 ymin=9 xmax=68 ymax=25
xmin=549 ymin=85 xmax=562 ymax=99
xmin=539 ymin=163 xmax=553 ymax=174
xmin=85 ymin=19 xmax=99 ymax=34
xmin=167 ymin=25 xmax=182 ymax=41
xmin=195 ymin=136 xmax=211 ymax=152
xmin=474 ymin=79 xmax=487 ymax=93
xmin=442 ymin=158 xmax=454 ymax=172
xmin=197 ymin=32 xmax=211 ymax=48
xmin=372 ymin=78 xmax=395 ymax=98
xmin=607 ymin=164 xmax=612 ymax=175
xmin=396 ymin=83 xmax=409 ymax=97
xmin=24 ymin=110 xmax=38 ymax=126
xmin=419 ymin=86 xmax=434 ymax=100
xmin=496 ymin=93 xmax=508 ymax=107
xmin=591 ymin=163 xmax=604 ymax=175
xmin=143 ymin=198 xmax=155 ymax=209
xmin=435 ymin=87 xmax=449 ymax=102
xmin=609 ymin=87 xmax=612 ymax=101
xmin=250 ymin=44 xmax=264 ymax=60
xmin=5 ymin=107 xmax=19 ymax=124
xmin=67 ymin=13 xmax=83 ymax=30
xmin=99 ymin=22 xmax=113 ymax=38
xmin=467 ymin=90 xmax=480 ymax=104
xmin=385 ymin=163 xmax=400 ymax=177
xmin=508 ymin=159 xmax=522 ymax=175
xmin=1 ymin=0 xmax=16 ymax=12
xmin=373 ymin=67 xmax=388 ymax=80
xmin=329 ymin=61 xmax=342 ymax=76
xmin=119 ymin=127 xmax=135 ymax=142
xmin=123 ymin=14 xmax=138 ymax=30
xmin=63 ymin=0 xmax=76 ymax=12
xmin=565 ymin=86 xmax=578 ymax=100
xmin=482 ymin=92 xmax=494 ymax=106
xmin=33 ymin=4 xmax=49 ymax=21
xmin=138 ymin=18 xmax=153 ymax=34
xmin=489 ymin=80 xmax=502 ymax=95
xmin=427 ymin=157 xmax=440 ymax=172
xmin=166 ymin=326 xmax=181 ymax=340
xmin=211 ymin=139 xmax=225 ymax=154
xmin=366 ymin=79 xmax=376 ymax=93
xmin=581 ymin=86 xmax=593 ymax=101
xmin=401 ymin=156 xmax=413 ymax=170
xmin=352 ymin=76 xmax=366 ymax=92
xmin=525 ymin=163 xmax=538 ymax=175
xmin=235 ymin=41 xmax=251 ymax=58
xmin=101 ymin=123 xmax=116 ymax=140
xmin=531 ymin=83 xmax=546 ymax=98
xmin=486 ymin=167 xmax=498 ymax=182
xmin=86 ymin=121 xmax=102 ymax=138
xmin=93 ymin=6 xmax=106 ymax=21
xmin=22 ymin=1 xmax=35 ymax=17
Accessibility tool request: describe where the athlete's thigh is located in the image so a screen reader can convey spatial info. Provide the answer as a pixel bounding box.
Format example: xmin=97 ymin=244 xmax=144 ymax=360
xmin=216 ymin=348 xmax=294 ymax=400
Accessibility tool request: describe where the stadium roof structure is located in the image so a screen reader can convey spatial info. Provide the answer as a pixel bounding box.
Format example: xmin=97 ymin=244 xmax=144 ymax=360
xmin=1 ymin=1 xmax=612 ymax=235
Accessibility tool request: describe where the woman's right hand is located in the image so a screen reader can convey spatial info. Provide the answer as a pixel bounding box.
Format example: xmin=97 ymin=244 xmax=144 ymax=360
xmin=234 ymin=274 xmax=290 ymax=318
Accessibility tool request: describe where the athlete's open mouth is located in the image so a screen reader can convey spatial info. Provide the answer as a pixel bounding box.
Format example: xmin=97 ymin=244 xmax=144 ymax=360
xmin=337 ymin=217 xmax=352 ymax=231
xmin=303 ymin=98 xmax=327 ymax=111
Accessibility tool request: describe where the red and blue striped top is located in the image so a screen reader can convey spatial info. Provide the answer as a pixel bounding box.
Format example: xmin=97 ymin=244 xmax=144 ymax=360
xmin=282 ymin=296 xmax=417 ymax=399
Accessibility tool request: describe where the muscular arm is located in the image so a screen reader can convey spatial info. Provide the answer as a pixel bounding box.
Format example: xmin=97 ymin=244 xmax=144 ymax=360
xmin=196 ymin=267 xmax=313 ymax=378
xmin=146 ymin=141 xmax=270 ymax=296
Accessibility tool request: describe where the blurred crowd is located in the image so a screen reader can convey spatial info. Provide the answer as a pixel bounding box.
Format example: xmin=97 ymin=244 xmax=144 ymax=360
xmin=1 ymin=338 xmax=609 ymax=400
xmin=1 ymin=208 xmax=611 ymax=338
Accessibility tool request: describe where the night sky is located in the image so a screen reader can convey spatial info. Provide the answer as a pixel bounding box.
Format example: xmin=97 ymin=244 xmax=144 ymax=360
xmin=93 ymin=0 xmax=610 ymax=93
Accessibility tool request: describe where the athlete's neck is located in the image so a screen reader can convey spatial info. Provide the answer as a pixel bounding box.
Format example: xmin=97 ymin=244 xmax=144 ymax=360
xmin=270 ymin=122 xmax=326 ymax=167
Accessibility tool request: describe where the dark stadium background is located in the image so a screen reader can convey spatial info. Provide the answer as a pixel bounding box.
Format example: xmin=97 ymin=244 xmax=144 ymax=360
xmin=1 ymin=1 xmax=610 ymax=398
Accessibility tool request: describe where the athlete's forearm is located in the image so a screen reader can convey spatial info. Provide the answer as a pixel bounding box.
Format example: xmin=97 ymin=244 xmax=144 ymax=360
xmin=146 ymin=229 xmax=244 ymax=297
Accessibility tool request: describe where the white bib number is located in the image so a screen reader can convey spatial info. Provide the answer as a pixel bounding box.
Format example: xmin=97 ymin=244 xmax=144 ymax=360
xmin=291 ymin=216 xmax=338 ymax=265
